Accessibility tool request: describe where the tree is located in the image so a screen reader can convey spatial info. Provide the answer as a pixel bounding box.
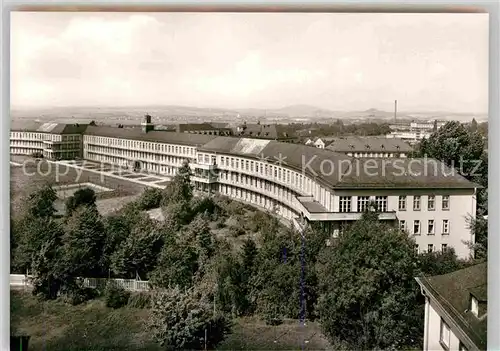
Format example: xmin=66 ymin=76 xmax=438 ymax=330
xmin=62 ymin=206 xmax=106 ymax=279
xmin=249 ymin=227 xmax=318 ymax=322
xmin=65 ymin=187 xmax=96 ymax=217
xmin=417 ymin=248 xmax=472 ymax=276
xmin=465 ymin=214 xmax=488 ymax=260
xmin=148 ymin=287 xmax=232 ymax=350
xmin=23 ymin=184 xmax=57 ymax=218
xmin=470 ymin=118 xmax=478 ymax=133
xmin=316 ymin=212 xmax=422 ymax=349
xmin=149 ymin=239 xmax=199 ymax=289
xmin=136 ymin=188 xmax=163 ymax=211
xmin=412 ymin=121 xmax=485 ymax=181
xmin=161 ymin=161 xmax=193 ymax=207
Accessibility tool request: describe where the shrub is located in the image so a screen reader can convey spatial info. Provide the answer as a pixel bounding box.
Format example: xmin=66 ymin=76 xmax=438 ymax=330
xmin=229 ymin=226 xmax=245 ymax=238
xmin=105 ymin=283 xmax=131 ymax=309
xmin=127 ymin=292 xmax=152 ymax=309
xmin=62 ymin=287 xmax=99 ymax=306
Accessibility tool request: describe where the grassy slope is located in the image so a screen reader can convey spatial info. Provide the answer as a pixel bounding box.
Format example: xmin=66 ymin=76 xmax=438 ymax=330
xmin=11 ymin=291 xmax=330 ymax=351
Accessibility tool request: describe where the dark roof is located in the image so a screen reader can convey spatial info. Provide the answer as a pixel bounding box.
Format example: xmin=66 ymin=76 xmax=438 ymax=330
xmin=325 ymin=136 xmax=413 ymax=153
xmin=416 ymin=263 xmax=487 ymax=350
xmin=233 ymin=123 xmax=296 ymax=140
xmin=177 ymin=123 xmax=218 ymax=132
xmin=199 ymin=137 xmax=353 ymax=187
xmin=336 ymin=158 xmax=478 ymax=189
xmin=11 ymin=120 xmax=90 ymax=134
xmin=84 ymin=125 xmax=216 ymax=146
xmin=200 ymin=139 xmax=478 ymax=189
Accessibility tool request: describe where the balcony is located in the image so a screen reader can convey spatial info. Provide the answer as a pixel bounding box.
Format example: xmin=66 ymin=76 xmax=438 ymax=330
xmin=192 ymin=175 xmax=219 ymax=184
xmin=192 ymin=162 xmax=218 ymax=171
xmin=294 ymin=196 xmax=397 ymax=222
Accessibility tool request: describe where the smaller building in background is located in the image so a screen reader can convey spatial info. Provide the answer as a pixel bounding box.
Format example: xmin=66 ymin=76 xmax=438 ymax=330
xmin=388 ymin=120 xmax=446 ymax=144
xmin=415 ymin=262 xmax=487 ymax=351
xmin=309 ymin=136 xmax=413 ymax=158
xmin=233 ymin=122 xmax=298 ymax=142
xmin=176 ymin=122 xmax=233 ymax=136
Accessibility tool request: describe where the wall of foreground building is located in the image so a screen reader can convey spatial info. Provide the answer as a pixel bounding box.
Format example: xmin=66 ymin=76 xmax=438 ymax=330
xmin=424 ymin=298 xmax=465 ymax=351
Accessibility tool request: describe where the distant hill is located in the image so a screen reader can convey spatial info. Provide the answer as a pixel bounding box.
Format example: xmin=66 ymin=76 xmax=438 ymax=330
xmin=11 ymin=105 xmax=487 ymax=124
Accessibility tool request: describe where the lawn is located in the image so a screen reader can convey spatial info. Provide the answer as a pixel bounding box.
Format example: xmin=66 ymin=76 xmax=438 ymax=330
xmin=11 ymin=291 xmax=331 ymax=351
xmin=10 ymin=161 xmax=149 ymax=218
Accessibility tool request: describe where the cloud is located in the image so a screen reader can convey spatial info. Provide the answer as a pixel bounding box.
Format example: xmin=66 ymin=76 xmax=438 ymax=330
xmin=10 ymin=12 xmax=489 ymax=112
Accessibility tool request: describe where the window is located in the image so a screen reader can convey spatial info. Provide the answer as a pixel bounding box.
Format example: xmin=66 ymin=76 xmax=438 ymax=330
xmin=398 ymin=195 xmax=407 ymax=211
xmin=375 ymin=196 xmax=388 ymax=212
xmin=414 ymin=244 xmax=419 ymax=253
xmin=399 ymin=220 xmax=406 ymax=232
xmin=441 ymin=244 xmax=448 ymax=251
xmin=442 ymin=195 xmax=450 ymax=210
xmin=471 ymin=296 xmax=479 ymax=317
xmin=428 ymin=220 xmax=435 ymax=235
xmin=339 ymin=196 xmax=352 ymax=213
xmin=428 ymin=195 xmax=436 ymax=211
xmin=442 ymin=220 xmax=450 ymax=235
xmin=357 ymin=196 xmax=370 ymax=212
xmin=440 ymin=318 xmax=450 ymax=349
xmin=428 ymin=244 xmax=434 ymax=253
xmin=413 ymin=195 xmax=421 ymax=211
xmin=413 ymin=220 xmax=421 ymax=235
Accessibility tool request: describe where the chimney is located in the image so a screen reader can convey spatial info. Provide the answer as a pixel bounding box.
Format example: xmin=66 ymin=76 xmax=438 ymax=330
xmin=141 ymin=113 xmax=154 ymax=133
xmin=394 ymin=100 xmax=398 ymax=123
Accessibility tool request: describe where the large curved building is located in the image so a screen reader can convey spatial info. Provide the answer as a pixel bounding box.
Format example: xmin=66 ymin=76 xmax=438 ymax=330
xmin=11 ymin=115 xmax=480 ymax=259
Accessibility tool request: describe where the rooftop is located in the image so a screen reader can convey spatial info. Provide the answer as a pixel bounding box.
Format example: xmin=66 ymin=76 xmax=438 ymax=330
xmin=325 ymin=136 xmax=413 ymax=153
xmin=11 ymin=120 xmax=92 ymax=134
xmin=84 ymin=126 xmax=217 ymax=146
xmin=416 ymin=262 xmax=487 ymax=350
xmin=336 ymin=158 xmax=479 ymax=189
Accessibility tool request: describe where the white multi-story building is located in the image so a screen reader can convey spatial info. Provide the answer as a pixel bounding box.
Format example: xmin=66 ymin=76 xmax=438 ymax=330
xmin=11 ymin=116 xmax=480 ymax=259
xmin=10 ymin=120 xmax=92 ymax=160
xmin=388 ymin=120 xmax=447 ymax=144
xmin=415 ymin=262 xmax=487 ymax=351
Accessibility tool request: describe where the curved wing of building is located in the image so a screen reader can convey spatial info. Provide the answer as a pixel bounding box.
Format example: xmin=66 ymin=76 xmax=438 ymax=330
xmin=10 ymin=121 xmax=480 ymax=259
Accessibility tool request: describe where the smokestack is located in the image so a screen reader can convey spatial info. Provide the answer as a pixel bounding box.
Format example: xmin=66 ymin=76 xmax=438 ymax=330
xmin=394 ymin=100 xmax=398 ymax=123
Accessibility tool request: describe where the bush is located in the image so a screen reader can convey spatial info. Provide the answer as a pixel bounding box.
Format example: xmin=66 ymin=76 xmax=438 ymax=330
xmin=105 ymin=283 xmax=130 ymax=309
xmin=62 ymin=287 xmax=99 ymax=306
xmin=127 ymin=292 xmax=152 ymax=309
xmin=229 ymin=225 xmax=245 ymax=238
xmin=137 ymin=188 xmax=163 ymax=211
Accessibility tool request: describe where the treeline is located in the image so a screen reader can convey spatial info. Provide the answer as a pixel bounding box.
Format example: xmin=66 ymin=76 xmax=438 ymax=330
xmin=10 ymin=161 xmax=484 ymax=350
xmin=287 ymin=120 xmax=392 ymax=138
xmin=412 ymin=120 xmax=488 ymax=260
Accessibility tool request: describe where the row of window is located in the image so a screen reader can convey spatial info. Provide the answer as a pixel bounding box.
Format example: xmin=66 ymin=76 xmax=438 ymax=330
xmin=339 ymin=196 xmax=388 ymax=212
xmin=418 ymin=243 xmax=448 ymax=253
xmin=339 ymin=195 xmax=451 ymax=213
xmin=218 ymin=155 xmax=314 ymax=195
xmin=398 ymin=195 xmax=450 ymax=211
xmin=219 ymin=171 xmax=297 ymax=203
xmin=401 ymin=219 xmax=450 ymax=235
xmin=86 ymin=145 xmax=189 ymax=165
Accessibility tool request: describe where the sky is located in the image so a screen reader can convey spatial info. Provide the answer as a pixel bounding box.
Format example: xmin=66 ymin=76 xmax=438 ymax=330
xmin=11 ymin=12 xmax=489 ymax=112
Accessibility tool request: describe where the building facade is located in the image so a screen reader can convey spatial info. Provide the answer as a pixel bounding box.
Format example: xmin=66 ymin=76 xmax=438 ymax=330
xmin=388 ymin=120 xmax=447 ymax=144
xmin=10 ymin=121 xmax=92 ymax=160
xmin=415 ymin=263 xmax=487 ymax=351
xmin=10 ymin=116 xmax=478 ymax=258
